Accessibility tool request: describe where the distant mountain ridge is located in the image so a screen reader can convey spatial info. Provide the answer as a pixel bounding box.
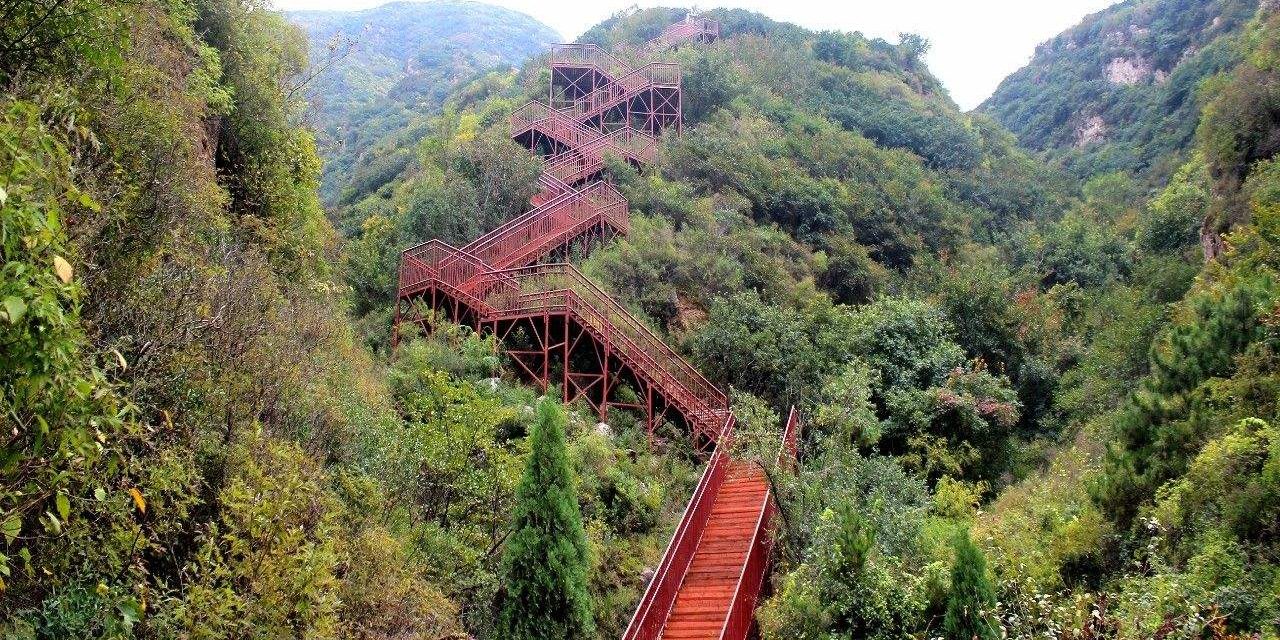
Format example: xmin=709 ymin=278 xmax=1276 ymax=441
xmin=980 ymin=0 xmax=1258 ymax=182
xmin=286 ymin=0 xmax=560 ymax=202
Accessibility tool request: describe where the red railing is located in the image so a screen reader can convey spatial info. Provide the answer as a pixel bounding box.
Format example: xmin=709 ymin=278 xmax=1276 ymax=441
xmin=623 ymin=414 xmax=736 ymax=640
xmin=648 ymin=16 xmax=721 ymax=51
xmin=396 ymin=255 xmax=730 ymax=426
xmin=544 ymin=127 xmax=658 ymax=185
xmin=460 ymin=181 xmax=628 ymax=270
xmin=398 ymin=240 xmax=511 ymax=311
xmin=512 ymin=103 xmax=660 ymax=165
xmin=557 ymin=62 xmax=681 ymax=124
xmin=470 ymin=264 xmax=728 ymax=420
xmin=719 ymin=406 xmax=801 ymax=640
xmin=511 ymin=101 xmax=605 ymax=148
xmin=550 ymin=42 xmax=630 ymax=80
xmin=619 ymin=407 xmax=799 ymax=640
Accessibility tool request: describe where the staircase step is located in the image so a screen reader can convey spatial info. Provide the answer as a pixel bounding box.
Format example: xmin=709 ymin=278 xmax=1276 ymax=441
xmin=655 ymin=466 xmax=773 ymax=640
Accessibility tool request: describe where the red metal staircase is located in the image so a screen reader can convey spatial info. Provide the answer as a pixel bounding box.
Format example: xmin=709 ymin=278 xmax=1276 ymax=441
xmin=397 ymin=14 xmax=722 ymax=440
xmin=397 ymin=255 xmax=730 ymax=442
xmin=393 ymin=14 xmax=800 ymax=637
xmin=624 ymin=407 xmax=800 ymax=640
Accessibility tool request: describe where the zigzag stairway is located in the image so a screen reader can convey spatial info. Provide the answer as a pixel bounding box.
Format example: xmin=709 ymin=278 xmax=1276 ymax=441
xmin=393 ymin=15 xmax=800 ymax=639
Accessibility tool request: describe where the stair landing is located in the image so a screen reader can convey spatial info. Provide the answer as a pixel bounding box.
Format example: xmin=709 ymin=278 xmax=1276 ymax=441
xmin=660 ymin=463 xmax=769 ymax=639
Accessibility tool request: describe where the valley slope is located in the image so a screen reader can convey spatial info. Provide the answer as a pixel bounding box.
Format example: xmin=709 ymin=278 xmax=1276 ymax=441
xmin=287 ymin=0 xmax=559 ymax=202
xmin=981 ymin=0 xmax=1258 ymax=182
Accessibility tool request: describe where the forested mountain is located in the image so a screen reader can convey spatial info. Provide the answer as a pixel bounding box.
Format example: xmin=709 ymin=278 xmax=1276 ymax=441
xmin=5 ymin=1 xmax=1280 ymax=639
xmin=286 ymin=1 xmax=558 ymax=202
xmin=981 ymin=0 xmax=1258 ymax=182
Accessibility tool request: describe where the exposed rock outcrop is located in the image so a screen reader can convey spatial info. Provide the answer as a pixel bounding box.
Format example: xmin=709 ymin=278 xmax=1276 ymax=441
xmin=1075 ymin=115 xmax=1107 ymax=147
xmin=1105 ymin=56 xmax=1153 ymax=84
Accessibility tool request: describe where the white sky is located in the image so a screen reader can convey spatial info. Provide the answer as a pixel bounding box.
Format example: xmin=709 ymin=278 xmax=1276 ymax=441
xmin=270 ymin=0 xmax=1120 ymax=110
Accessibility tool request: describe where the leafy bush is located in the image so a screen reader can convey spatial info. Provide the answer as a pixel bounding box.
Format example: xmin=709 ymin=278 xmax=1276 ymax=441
xmin=759 ymin=506 xmax=925 ymax=640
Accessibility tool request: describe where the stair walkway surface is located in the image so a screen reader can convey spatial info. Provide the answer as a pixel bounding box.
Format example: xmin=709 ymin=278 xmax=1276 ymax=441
xmin=393 ymin=14 xmax=802 ymax=640
xmin=660 ymin=464 xmax=770 ymax=640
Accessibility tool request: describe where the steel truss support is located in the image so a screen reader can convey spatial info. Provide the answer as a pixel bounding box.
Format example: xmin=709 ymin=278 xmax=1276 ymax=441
xmin=630 ymin=87 xmax=681 ymax=135
xmin=439 ymin=310 xmax=686 ymax=437
xmin=551 ymin=66 xmax=610 ymax=107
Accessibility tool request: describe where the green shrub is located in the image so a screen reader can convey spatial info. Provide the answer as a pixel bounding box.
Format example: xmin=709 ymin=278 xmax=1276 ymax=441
xmin=943 ymin=529 xmax=999 ymax=640
xmin=498 ymin=399 xmax=595 ymax=639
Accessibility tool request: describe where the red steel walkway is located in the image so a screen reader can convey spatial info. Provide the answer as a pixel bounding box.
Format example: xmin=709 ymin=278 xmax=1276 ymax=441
xmin=393 ymin=15 xmax=803 ymax=639
xmin=624 ymin=408 xmax=800 ymax=640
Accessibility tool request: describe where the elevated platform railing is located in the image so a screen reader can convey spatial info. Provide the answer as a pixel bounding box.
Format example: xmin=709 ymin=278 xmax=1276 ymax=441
xmin=648 ymin=16 xmax=721 ymax=51
xmin=550 ymin=42 xmax=631 ymax=80
xmin=473 ymin=263 xmax=728 ymax=420
xmin=512 ymin=103 xmax=662 ymax=164
xmin=398 ymin=240 xmax=513 ymax=310
xmin=622 ymin=413 xmax=736 ymax=640
xmin=544 ymin=126 xmax=658 ymax=185
xmin=556 ymin=62 xmax=681 ymax=124
xmin=396 ymin=255 xmax=729 ymax=428
xmin=512 ymin=101 xmax=606 ymax=149
xmin=460 ymin=181 xmax=628 ymax=270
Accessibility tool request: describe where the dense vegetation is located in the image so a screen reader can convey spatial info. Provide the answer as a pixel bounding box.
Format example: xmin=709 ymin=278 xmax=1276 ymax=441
xmin=5 ymin=1 xmax=1280 ymax=639
xmin=287 ymin=0 xmax=558 ymax=203
xmin=981 ymin=0 xmax=1259 ymax=184
xmin=0 ymin=1 xmax=688 ymax=638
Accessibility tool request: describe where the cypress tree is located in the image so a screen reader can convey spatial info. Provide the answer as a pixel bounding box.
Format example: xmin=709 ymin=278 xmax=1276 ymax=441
xmin=497 ymin=398 xmax=595 ymax=639
xmin=943 ymin=529 xmax=998 ymax=640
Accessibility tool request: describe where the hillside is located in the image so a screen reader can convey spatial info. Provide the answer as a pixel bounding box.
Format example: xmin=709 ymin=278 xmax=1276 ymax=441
xmin=287 ymin=1 xmax=559 ymax=202
xmin=980 ymin=0 xmax=1258 ymax=182
xmin=6 ymin=1 xmax=1280 ymax=639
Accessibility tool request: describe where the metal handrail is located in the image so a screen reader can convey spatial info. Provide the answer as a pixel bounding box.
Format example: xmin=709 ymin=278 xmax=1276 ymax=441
xmin=647 ymin=17 xmax=721 ymax=51
xmin=461 ymin=181 xmax=623 ymax=264
xmin=549 ymin=42 xmax=630 ymax=80
xmin=472 ymin=263 xmax=728 ymax=415
xmin=556 ymin=62 xmax=681 ymax=122
xmin=543 ymin=127 xmax=658 ymax=185
xmin=398 ymin=240 xmax=512 ymax=311
xmin=511 ymin=101 xmax=603 ymax=149
xmin=622 ymin=414 xmax=736 ymax=640
xmin=718 ymin=407 xmax=801 ymax=639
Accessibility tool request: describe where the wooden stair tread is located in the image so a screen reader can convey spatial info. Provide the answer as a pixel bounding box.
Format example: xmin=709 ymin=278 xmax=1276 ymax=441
xmin=656 ymin=470 xmax=772 ymax=639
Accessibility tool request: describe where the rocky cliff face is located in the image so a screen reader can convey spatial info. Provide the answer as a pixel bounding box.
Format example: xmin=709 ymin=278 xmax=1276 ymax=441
xmin=1104 ymin=56 xmax=1155 ymax=84
xmin=980 ymin=0 xmax=1259 ymax=181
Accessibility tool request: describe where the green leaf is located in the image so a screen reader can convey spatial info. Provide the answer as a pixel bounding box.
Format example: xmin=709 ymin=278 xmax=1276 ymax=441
xmin=117 ymin=597 xmax=143 ymax=627
xmin=0 ymin=517 xmax=19 ymax=545
xmin=1 ymin=297 xmax=25 ymax=324
xmin=55 ymin=493 xmax=69 ymax=522
xmin=94 ymin=488 xmax=106 ymax=501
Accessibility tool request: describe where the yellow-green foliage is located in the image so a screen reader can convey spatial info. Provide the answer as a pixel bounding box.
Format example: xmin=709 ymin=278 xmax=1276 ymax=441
xmin=974 ymin=429 xmax=1110 ymax=593
xmin=1153 ymin=417 xmax=1280 ymax=545
xmin=165 ymin=432 xmax=341 ymax=637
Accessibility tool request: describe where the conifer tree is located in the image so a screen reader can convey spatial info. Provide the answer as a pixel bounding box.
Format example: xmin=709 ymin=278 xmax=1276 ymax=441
xmin=497 ymin=398 xmax=595 ymax=639
xmin=943 ymin=529 xmax=998 ymax=640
